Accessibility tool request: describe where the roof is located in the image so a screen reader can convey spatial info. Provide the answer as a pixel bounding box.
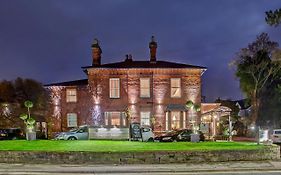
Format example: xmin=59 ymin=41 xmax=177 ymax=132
xmin=82 ymin=60 xmax=206 ymax=69
xmin=235 ymin=99 xmax=251 ymax=110
xmin=44 ymin=79 xmax=88 ymax=87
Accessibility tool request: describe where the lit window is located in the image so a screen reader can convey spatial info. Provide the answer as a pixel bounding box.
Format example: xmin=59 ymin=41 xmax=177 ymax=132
xmin=171 ymin=78 xmax=181 ymax=98
xmin=67 ymin=113 xmax=77 ymax=127
xmin=140 ymin=78 xmax=150 ymax=98
xmin=66 ymin=89 xmax=77 ymax=102
xmin=109 ymin=78 xmax=120 ymax=98
xmin=104 ymin=112 xmax=126 ymax=127
xmin=171 ymin=111 xmax=180 ymax=129
xmin=140 ymin=112 xmax=150 ymax=126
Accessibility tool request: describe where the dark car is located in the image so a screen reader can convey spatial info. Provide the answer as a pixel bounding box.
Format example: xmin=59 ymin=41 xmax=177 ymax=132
xmin=0 ymin=128 xmax=24 ymax=140
xmin=154 ymin=129 xmax=205 ymax=142
xmin=0 ymin=129 xmax=8 ymax=140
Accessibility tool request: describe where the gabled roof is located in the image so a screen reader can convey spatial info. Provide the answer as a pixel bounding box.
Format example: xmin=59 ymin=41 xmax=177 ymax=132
xmin=82 ymin=60 xmax=206 ymax=69
xmin=44 ymin=79 xmax=88 ymax=87
xmin=235 ymin=99 xmax=251 ymax=110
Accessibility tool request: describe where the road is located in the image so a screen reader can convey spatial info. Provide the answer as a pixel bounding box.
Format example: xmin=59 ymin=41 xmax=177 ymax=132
xmin=1 ymin=161 xmax=281 ymax=174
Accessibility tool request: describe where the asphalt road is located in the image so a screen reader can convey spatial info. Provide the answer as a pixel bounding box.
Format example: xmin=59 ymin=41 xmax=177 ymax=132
xmin=0 ymin=172 xmax=281 ymax=175
xmin=1 ymin=161 xmax=281 ymax=175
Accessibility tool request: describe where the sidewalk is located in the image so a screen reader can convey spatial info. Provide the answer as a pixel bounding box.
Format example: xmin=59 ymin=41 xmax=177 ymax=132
xmin=1 ymin=161 xmax=281 ymax=174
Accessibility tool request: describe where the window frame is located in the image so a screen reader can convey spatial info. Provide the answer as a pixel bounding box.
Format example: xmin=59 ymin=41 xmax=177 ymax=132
xmin=170 ymin=78 xmax=181 ymax=98
xmin=140 ymin=78 xmax=150 ymax=98
xmin=104 ymin=112 xmax=126 ymax=127
xmin=67 ymin=113 xmax=78 ymax=127
xmin=140 ymin=111 xmax=151 ymax=126
xmin=171 ymin=111 xmax=181 ymax=130
xmin=109 ymin=78 xmax=120 ymax=99
xmin=66 ymin=88 xmax=77 ymax=102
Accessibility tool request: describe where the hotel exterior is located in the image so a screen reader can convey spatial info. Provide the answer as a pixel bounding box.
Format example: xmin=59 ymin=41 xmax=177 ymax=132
xmin=46 ymin=37 xmax=206 ymax=135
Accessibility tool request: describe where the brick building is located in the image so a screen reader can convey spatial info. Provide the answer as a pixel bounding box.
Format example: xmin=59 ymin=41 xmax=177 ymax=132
xmin=46 ymin=37 xmax=206 ymax=135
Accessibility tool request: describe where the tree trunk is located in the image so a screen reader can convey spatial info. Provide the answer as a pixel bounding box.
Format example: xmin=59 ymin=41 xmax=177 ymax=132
xmin=251 ymin=90 xmax=260 ymax=124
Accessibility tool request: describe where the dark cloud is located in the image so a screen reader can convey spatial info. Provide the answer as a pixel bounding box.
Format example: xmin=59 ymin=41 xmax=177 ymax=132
xmin=0 ymin=0 xmax=280 ymax=101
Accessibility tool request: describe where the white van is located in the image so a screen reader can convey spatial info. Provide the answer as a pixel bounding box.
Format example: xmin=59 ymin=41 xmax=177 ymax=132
xmin=271 ymin=129 xmax=281 ymax=143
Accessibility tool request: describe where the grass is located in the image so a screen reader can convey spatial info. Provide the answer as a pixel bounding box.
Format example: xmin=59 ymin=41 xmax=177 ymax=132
xmin=0 ymin=140 xmax=263 ymax=153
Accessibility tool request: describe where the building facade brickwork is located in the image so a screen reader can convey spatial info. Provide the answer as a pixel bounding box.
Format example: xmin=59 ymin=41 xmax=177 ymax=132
xmin=46 ymin=37 xmax=206 ymax=136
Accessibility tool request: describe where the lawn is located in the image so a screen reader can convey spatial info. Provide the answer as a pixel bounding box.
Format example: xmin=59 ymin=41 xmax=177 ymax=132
xmin=0 ymin=140 xmax=263 ymax=152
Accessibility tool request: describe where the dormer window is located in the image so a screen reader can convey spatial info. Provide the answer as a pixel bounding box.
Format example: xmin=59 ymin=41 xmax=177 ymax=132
xmin=66 ymin=89 xmax=77 ymax=102
xmin=140 ymin=78 xmax=150 ymax=98
xmin=171 ymin=78 xmax=181 ymax=98
xmin=109 ymin=78 xmax=120 ymax=98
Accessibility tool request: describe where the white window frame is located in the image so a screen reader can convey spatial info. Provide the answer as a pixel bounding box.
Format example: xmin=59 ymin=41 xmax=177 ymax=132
xmin=170 ymin=78 xmax=181 ymax=98
xmin=171 ymin=111 xmax=181 ymax=129
xmin=66 ymin=89 xmax=77 ymax=102
xmin=140 ymin=111 xmax=150 ymax=126
xmin=109 ymin=78 xmax=120 ymax=98
xmin=104 ymin=112 xmax=126 ymax=127
xmin=67 ymin=113 xmax=77 ymax=127
xmin=140 ymin=78 xmax=150 ymax=98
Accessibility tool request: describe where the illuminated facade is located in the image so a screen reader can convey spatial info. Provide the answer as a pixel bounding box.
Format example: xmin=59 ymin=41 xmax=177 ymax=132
xmin=46 ymin=37 xmax=206 ymax=135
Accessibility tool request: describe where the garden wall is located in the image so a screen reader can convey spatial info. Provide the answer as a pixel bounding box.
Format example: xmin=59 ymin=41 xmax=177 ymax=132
xmin=0 ymin=145 xmax=279 ymax=164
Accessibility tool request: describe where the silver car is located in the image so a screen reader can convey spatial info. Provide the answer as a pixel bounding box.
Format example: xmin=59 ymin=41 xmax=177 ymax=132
xmin=55 ymin=126 xmax=89 ymax=140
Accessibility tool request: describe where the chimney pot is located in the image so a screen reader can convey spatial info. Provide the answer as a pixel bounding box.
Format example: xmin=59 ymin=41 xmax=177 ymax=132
xmin=149 ymin=36 xmax=157 ymax=63
xmin=92 ymin=38 xmax=102 ymax=66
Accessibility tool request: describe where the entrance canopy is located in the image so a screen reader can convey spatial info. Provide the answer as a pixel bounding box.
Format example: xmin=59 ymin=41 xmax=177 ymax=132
xmin=166 ymin=104 xmax=189 ymax=111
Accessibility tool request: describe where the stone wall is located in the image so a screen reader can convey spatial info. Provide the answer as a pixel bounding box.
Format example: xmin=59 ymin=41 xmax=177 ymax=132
xmin=0 ymin=146 xmax=279 ymax=164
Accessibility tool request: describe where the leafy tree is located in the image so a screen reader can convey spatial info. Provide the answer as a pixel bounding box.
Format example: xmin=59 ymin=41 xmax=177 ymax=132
xmin=231 ymin=33 xmax=281 ymax=124
xmin=0 ymin=80 xmax=15 ymax=103
xmin=0 ymin=78 xmax=49 ymax=128
xmin=266 ymin=8 xmax=281 ymax=27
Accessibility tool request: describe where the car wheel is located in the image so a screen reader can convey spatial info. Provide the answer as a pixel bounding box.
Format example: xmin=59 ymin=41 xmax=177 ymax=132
xmin=147 ymin=138 xmax=154 ymax=142
xmin=68 ymin=137 xmax=77 ymax=140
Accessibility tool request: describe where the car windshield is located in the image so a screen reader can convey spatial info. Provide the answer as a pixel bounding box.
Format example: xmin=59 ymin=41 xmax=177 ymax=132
xmin=69 ymin=128 xmax=79 ymax=132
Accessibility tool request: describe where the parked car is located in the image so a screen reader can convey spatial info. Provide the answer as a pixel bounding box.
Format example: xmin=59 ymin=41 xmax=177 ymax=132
xmin=55 ymin=125 xmax=155 ymax=141
xmin=0 ymin=128 xmax=24 ymax=140
xmin=154 ymin=129 xmax=205 ymax=142
xmin=271 ymin=129 xmax=281 ymax=143
xmin=55 ymin=126 xmax=88 ymax=140
xmin=0 ymin=129 xmax=8 ymax=140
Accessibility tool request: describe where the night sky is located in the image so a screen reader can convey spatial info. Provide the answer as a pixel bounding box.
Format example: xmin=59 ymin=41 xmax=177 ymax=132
xmin=0 ymin=1 xmax=280 ymax=102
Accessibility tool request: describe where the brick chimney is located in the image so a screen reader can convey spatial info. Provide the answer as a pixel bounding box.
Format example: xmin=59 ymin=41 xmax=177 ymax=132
xmin=149 ymin=36 xmax=157 ymax=63
xmin=91 ymin=39 xmax=102 ymax=66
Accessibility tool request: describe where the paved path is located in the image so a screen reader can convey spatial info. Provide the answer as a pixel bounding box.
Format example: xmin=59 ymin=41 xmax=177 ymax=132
xmin=1 ymin=161 xmax=281 ymax=174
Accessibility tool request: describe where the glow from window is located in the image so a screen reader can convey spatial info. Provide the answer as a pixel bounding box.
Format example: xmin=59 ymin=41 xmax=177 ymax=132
xmin=140 ymin=78 xmax=150 ymax=98
xmin=171 ymin=78 xmax=181 ymax=98
xmin=140 ymin=112 xmax=150 ymax=126
xmin=66 ymin=89 xmax=77 ymax=102
xmin=109 ymin=78 xmax=120 ymax=98
xmin=67 ymin=113 xmax=77 ymax=127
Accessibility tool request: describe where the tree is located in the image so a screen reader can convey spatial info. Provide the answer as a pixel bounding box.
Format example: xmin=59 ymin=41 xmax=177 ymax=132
xmin=231 ymin=33 xmax=281 ymax=124
xmin=0 ymin=80 xmax=15 ymax=103
xmin=0 ymin=78 xmax=49 ymax=128
xmin=265 ymin=8 xmax=281 ymax=27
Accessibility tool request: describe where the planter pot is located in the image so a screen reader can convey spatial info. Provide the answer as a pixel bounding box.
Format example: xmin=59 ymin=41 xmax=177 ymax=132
xmin=26 ymin=132 xmax=36 ymax=141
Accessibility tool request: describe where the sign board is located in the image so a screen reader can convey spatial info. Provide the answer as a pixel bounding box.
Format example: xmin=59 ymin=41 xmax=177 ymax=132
xmin=130 ymin=123 xmax=142 ymax=140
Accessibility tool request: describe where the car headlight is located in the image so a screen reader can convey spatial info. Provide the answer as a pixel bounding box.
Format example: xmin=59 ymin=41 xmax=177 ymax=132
xmin=162 ymin=137 xmax=172 ymax=140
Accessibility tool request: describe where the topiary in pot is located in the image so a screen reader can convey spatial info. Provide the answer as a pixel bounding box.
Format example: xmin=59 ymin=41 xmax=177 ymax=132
xmin=19 ymin=100 xmax=36 ymax=140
